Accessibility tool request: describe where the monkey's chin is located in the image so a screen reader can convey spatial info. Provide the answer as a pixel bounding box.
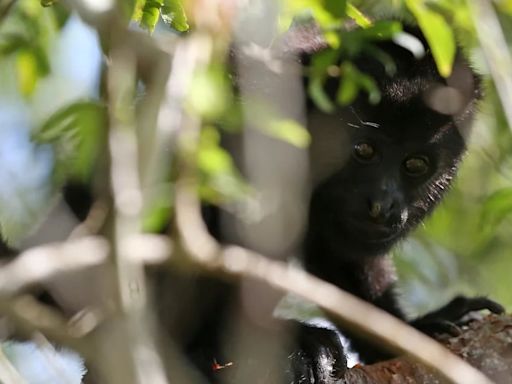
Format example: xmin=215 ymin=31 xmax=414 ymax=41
xmin=366 ymin=231 xmax=400 ymax=243
xmin=345 ymin=218 xmax=402 ymax=244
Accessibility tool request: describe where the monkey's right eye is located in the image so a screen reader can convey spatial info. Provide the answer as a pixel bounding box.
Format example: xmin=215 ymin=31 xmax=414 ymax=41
xmin=353 ymin=142 xmax=376 ymax=162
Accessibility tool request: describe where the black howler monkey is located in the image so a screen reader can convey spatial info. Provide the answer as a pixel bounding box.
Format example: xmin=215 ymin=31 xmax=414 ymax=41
xmin=290 ymin=25 xmax=504 ymax=383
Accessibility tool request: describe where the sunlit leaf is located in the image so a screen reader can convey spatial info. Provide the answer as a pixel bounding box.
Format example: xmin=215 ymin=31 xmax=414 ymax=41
xmin=140 ymin=0 xmax=163 ymax=32
xmin=405 ymin=0 xmax=455 ymax=77
xmin=346 ymin=3 xmax=371 ymax=28
xmin=132 ymin=0 xmax=146 ymax=22
xmin=16 ymin=50 xmax=39 ymax=96
xmin=197 ymin=126 xmax=249 ymax=203
xmin=162 ymin=0 xmax=189 ymax=32
xmin=198 ymin=143 xmax=233 ymax=175
xmin=187 ymin=66 xmax=232 ymax=119
xmin=337 ymin=71 xmax=358 ymax=105
xmin=198 ymin=127 xmax=232 ymax=174
xmin=307 ymin=48 xmax=340 ymax=112
xmin=267 ymin=119 xmax=311 ymax=148
xmin=361 ymin=20 xmax=402 ymax=40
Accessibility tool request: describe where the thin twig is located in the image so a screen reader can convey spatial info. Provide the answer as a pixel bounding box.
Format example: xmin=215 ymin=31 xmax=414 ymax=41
xmin=0 ymin=237 xmax=108 ymax=296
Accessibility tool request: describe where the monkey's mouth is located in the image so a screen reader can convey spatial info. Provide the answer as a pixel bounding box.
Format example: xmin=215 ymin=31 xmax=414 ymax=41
xmin=343 ymin=217 xmax=402 ymax=243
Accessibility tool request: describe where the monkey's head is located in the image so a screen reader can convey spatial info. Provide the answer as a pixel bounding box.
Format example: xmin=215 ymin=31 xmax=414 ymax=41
xmin=306 ymin=34 xmax=480 ymax=260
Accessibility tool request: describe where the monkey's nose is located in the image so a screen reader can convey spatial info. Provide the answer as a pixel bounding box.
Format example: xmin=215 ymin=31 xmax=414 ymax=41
xmin=369 ymin=201 xmax=382 ymax=218
xmin=367 ymin=199 xmax=395 ymax=222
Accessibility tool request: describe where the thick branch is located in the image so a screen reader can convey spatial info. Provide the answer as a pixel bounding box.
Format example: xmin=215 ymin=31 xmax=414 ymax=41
xmin=346 ymin=314 xmax=512 ymax=383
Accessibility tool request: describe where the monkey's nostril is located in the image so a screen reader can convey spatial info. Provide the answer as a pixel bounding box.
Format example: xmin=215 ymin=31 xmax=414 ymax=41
xmin=369 ymin=201 xmax=382 ymax=218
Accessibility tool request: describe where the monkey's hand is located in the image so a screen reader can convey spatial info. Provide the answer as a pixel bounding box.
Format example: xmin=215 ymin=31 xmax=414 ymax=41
xmin=289 ymin=322 xmax=347 ymax=384
xmin=410 ymin=295 xmax=504 ymax=336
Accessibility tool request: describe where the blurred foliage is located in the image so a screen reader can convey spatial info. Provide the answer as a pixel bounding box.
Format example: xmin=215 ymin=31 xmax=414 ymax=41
xmin=0 ymin=0 xmax=68 ymax=96
xmin=197 ymin=126 xmax=249 ymax=204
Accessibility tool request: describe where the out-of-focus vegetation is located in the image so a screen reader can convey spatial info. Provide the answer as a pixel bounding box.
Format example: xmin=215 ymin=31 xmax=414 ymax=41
xmin=1 ymin=0 xmax=512 ymax=381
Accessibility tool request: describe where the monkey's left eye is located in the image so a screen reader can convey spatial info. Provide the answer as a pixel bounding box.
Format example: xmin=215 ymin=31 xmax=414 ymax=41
xmin=353 ymin=142 xmax=376 ymax=162
xmin=403 ymin=156 xmax=429 ymax=176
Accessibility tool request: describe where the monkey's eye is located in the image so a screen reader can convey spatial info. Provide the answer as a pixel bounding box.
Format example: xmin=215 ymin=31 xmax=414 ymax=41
xmin=353 ymin=142 xmax=376 ymax=162
xmin=403 ymin=156 xmax=429 ymax=176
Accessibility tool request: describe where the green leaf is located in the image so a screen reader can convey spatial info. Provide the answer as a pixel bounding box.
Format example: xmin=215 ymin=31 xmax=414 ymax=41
xmin=405 ymin=0 xmax=456 ymax=77
xmin=356 ymin=71 xmax=381 ymax=105
xmin=16 ymin=50 xmax=39 ymax=96
xmin=337 ymin=62 xmax=381 ymax=106
xmin=337 ymin=63 xmax=358 ymax=105
xmin=324 ymin=0 xmax=346 ymax=19
xmin=198 ymin=143 xmax=233 ymax=175
xmin=307 ymin=48 xmax=340 ymax=112
xmin=162 ymin=0 xmax=189 ymax=32
xmin=198 ymin=127 xmax=232 ymax=174
xmin=0 ymin=34 xmax=29 ymax=56
xmin=309 ymin=76 xmax=334 ymax=113
xmin=346 ymin=3 xmax=371 ymax=28
xmin=33 ymin=101 xmax=107 ymax=181
xmin=197 ymin=126 xmax=249 ymax=203
xmin=267 ymin=119 xmax=311 ymax=148
xmin=140 ymin=0 xmax=164 ymax=32
xmin=142 ymin=183 xmax=174 ymax=232
xmin=132 ymin=0 xmax=146 ymax=22
xmin=187 ymin=66 xmax=232 ymax=119
xmin=361 ymin=20 xmax=402 ymax=40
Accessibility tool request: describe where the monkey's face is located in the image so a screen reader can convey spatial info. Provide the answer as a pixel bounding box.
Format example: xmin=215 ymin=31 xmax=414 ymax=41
xmin=307 ymin=96 xmax=468 ymax=257
xmin=305 ymin=38 xmax=480 ymax=258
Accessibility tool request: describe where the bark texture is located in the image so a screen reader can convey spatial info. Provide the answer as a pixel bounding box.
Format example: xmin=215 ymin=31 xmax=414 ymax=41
xmin=344 ymin=314 xmax=512 ymax=384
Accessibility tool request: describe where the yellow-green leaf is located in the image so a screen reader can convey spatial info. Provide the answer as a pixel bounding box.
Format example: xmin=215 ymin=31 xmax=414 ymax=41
xmin=406 ymin=0 xmax=455 ymax=77
xmin=141 ymin=0 xmax=164 ymax=32
xmin=132 ymin=0 xmax=146 ymax=22
xmin=187 ymin=66 xmax=231 ymax=119
xmin=267 ymin=119 xmax=311 ymax=148
xmin=346 ymin=3 xmax=371 ymax=28
xmin=162 ymin=0 xmax=189 ymax=32
xmin=16 ymin=50 xmax=39 ymax=96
